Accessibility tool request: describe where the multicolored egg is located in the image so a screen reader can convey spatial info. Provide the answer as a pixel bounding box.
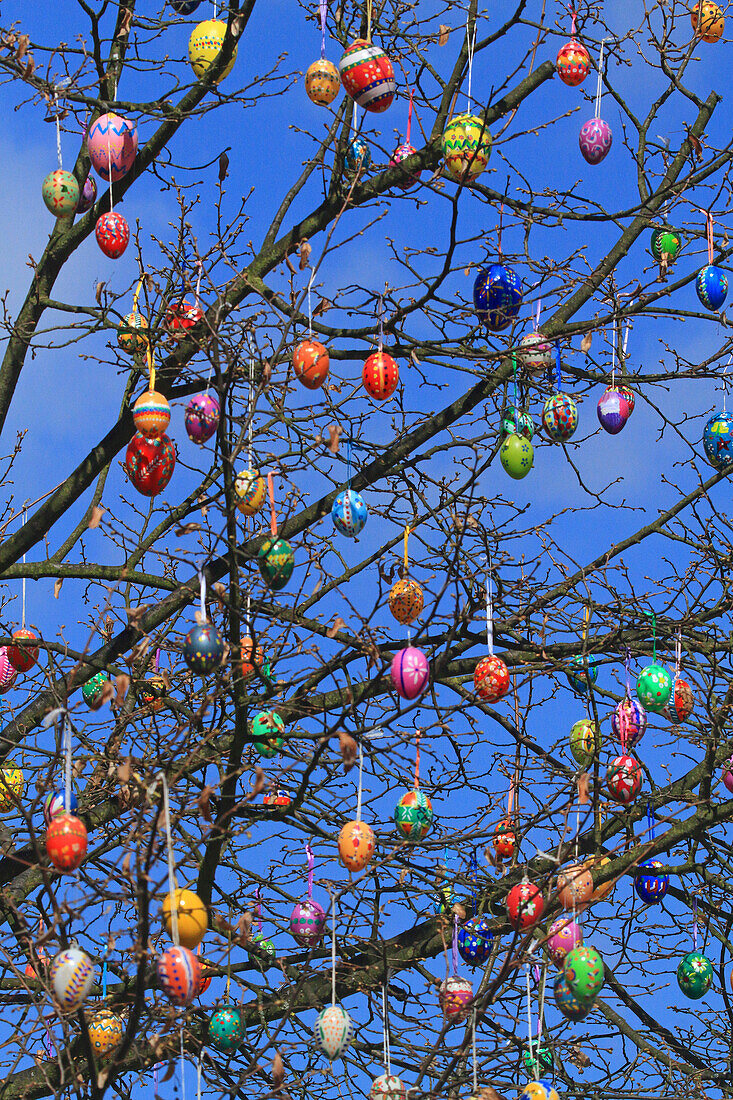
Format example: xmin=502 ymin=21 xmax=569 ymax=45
xmin=133 ymin=390 xmax=171 ymax=439
xmin=46 ymin=813 xmax=88 ymax=872
xmin=394 ymin=788 xmax=433 ymax=840
xmin=579 ymin=118 xmax=612 ymax=164
xmin=501 ymin=406 xmax=534 ymax=440
xmin=389 ymin=142 xmax=421 ymax=189
xmin=87 ymin=113 xmax=138 ymax=182
xmin=314 ymin=1003 xmax=355 ymax=1060
xmin=88 ymin=1009 xmax=124 ymax=1057
xmin=506 ymin=881 xmax=544 ymax=929
xmin=95 ymin=211 xmax=130 ymax=259
xmin=634 ymin=859 xmax=669 ymax=904
xmin=263 ymin=788 xmax=292 ymax=809
xmin=42 ymin=169 xmax=80 ymax=217
xmin=611 ymin=697 xmax=647 ymax=750
xmin=500 ymin=434 xmax=534 ymax=479
xmin=703 ymin=411 xmax=733 ymax=469
xmin=8 ymin=627 xmax=38 ymax=672
xmin=457 ymin=915 xmax=494 ymax=965
xmin=473 ymin=263 xmax=523 ymax=331
xmin=564 ymin=944 xmax=604 ymax=1001
xmin=293 ymin=339 xmax=330 ymax=389
xmin=251 ymin=709 xmax=285 ymax=757
xmin=556 ymin=37 xmax=591 ymax=85
xmin=519 ymin=331 xmax=554 ymax=375
xmin=339 ymin=39 xmax=395 ymax=113
xmin=651 ymin=226 xmax=682 ymax=262
xmin=305 ymin=58 xmax=340 ymax=106
xmin=584 ymin=855 xmax=615 ymax=903
xmin=606 ymin=754 xmax=642 ymax=804
xmin=241 ymin=638 xmax=265 ymax=680
xmin=0 ymin=646 xmax=15 ymax=694
xmin=566 ymin=654 xmax=598 ymax=695
xmin=677 ymin=950 xmax=714 ymax=998
xmin=82 ymin=670 xmax=109 ymax=707
xmin=493 ymin=818 xmax=516 ymax=859
xmin=43 ymin=787 xmax=78 ymax=825
xmin=157 ymin=945 xmax=201 ymax=1005
xmin=597 ymin=386 xmax=631 ymax=434
xmin=345 ymin=136 xmax=371 ymax=172
xmin=390 ymin=646 xmax=429 ymax=699
xmin=520 ymin=1080 xmax=559 ymax=1100
xmin=258 ymin=537 xmax=295 ymax=591
xmin=337 ymin=819 xmax=375 ymax=872
xmin=117 ymin=311 xmax=148 ymax=354
xmin=164 ymin=297 xmax=204 ymax=338
xmin=690 ymin=1 xmax=725 ymax=41
xmin=473 ymin=654 xmax=510 ymax=703
xmin=250 ymin=931 xmax=276 ymax=964
xmin=370 ymin=1075 xmax=407 ymax=1100
xmin=363 ymin=351 xmax=399 ymax=399
xmin=636 ymin=662 xmax=673 ymax=712
xmin=388 ymin=577 xmax=424 ymax=624
xmin=50 ymin=947 xmax=95 ymax=1012
xmin=442 ymin=113 xmax=491 ymax=181
xmin=523 ymin=1049 xmax=553 ymax=1079
xmin=439 ymin=975 xmax=473 ymax=1022
xmin=332 ymin=489 xmax=368 ymax=537
xmin=77 ymin=175 xmax=97 ymax=214
xmin=0 ymin=767 xmax=23 ymax=813
xmin=557 ymin=864 xmax=593 ymax=911
xmin=235 ymin=469 xmax=266 ymax=515
xmin=542 ymin=393 xmax=578 ymax=442
xmin=553 ymin=972 xmax=592 ymax=1020
xmin=208 ymin=1006 xmax=244 ymax=1051
xmin=183 ymin=623 xmax=224 ymax=675
xmin=189 ymin=19 xmax=237 ymax=81
xmin=664 ymin=676 xmax=694 ymax=723
xmin=696 ymin=264 xmax=728 ymax=310
xmin=185 ymin=393 xmax=220 ymax=443
xmin=569 ymin=718 xmax=601 ymax=767
xmin=547 ymin=915 xmax=583 ymax=967
xmin=125 ymin=431 xmax=176 ymax=497
xmin=162 ymin=888 xmax=208 ymax=949
xmin=290 ymin=898 xmax=326 ymax=946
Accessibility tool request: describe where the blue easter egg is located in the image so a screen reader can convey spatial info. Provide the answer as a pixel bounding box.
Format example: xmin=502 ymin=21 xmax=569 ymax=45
xmin=183 ymin=623 xmax=225 ymax=675
xmin=703 ymin=410 xmax=733 ymax=470
xmin=345 ymin=136 xmax=371 ymax=172
xmin=43 ymin=788 xmax=78 ymax=826
xmin=634 ymin=859 xmax=669 ymax=904
xmin=473 ymin=264 xmax=523 ymax=331
xmin=332 ymin=489 xmax=367 ymax=537
xmin=457 ymin=915 xmax=494 ymax=965
xmin=696 ymin=264 xmax=728 ymax=311
xmin=566 ymin=654 xmax=598 ymax=695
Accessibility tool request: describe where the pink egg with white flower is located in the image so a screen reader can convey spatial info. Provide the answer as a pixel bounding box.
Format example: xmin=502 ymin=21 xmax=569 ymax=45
xmin=390 ymin=646 xmax=429 ymax=700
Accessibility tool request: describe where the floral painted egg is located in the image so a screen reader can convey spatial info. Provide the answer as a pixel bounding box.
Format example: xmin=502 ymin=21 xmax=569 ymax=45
xmin=290 ymin=898 xmax=327 ymax=946
xmin=165 ymin=297 xmax=205 ymax=338
xmin=117 ymin=311 xmax=148 ymax=354
xmin=306 ymin=58 xmax=340 ymax=106
xmin=569 ymin=718 xmax=601 ymax=767
xmin=520 ymin=1080 xmax=560 ymax=1100
xmin=345 ymin=136 xmax=371 ymax=172
xmin=8 ymin=627 xmax=39 ymax=672
xmin=703 ymin=411 xmax=733 ymax=469
xmin=606 ymin=754 xmax=642 ymax=804
xmin=87 ymin=113 xmax=138 ymax=182
xmin=506 ymin=881 xmax=544 ymax=930
xmin=189 ymin=19 xmax=237 ymax=81
xmin=474 ymin=654 xmax=510 ymax=703
xmin=691 ymin=1 xmax=725 ymax=41
xmin=597 ymin=387 xmax=630 ymax=434
xmin=339 ymin=39 xmax=395 ymax=113
xmin=258 ymin=537 xmax=295 ymax=591
xmin=542 ymin=393 xmax=578 ymax=442
xmin=250 ymin=931 xmax=276 ymax=965
xmin=664 ymin=677 xmax=694 ymax=723
xmin=0 ymin=767 xmax=23 ymax=812
xmin=457 ymin=915 xmax=494 ymax=965
xmin=442 ymin=113 xmax=491 ymax=181
xmin=696 ymin=264 xmax=728 ymax=310
xmin=162 ymin=888 xmax=208 ymax=949
xmin=556 ymin=37 xmax=591 ymax=85
xmin=263 ymin=788 xmax=292 ymax=809
xmin=391 ymin=646 xmax=429 ymax=699
xmin=133 ymin=390 xmax=171 ymax=439
xmin=42 ymin=169 xmax=80 ymax=217
xmin=183 ymin=623 xmax=224 ymax=675
xmin=389 ymin=142 xmax=421 ymax=190
xmin=566 ymin=654 xmax=598 ymax=695
xmin=235 ymin=469 xmax=266 ymax=515
xmin=473 ymin=264 xmax=523 ymax=331
xmin=252 ymin=709 xmax=285 ymax=757
xmin=547 ymin=915 xmax=583 ymax=967
xmin=636 ymin=662 xmax=672 ymax=712
xmin=579 ymin=118 xmax=612 ymax=164
xmin=82 ymin=670 xmax=109 ymax=707
xmin=501 ymin=406 xmax=534 ymax=440
xmin=95 ymin=211 xmax=130 ymax=259
xmin=363 ymin=351 xmax=399 ymax=399
xmin=157 ymin=945 xmax=201 ymax=1005
xmin=208 ymin=1006 xmax=244 ymax=1051
xmin=370 ymin=1074 xmax=407 ymax=1100
xmin=519 ymin=331 xmax=554 ymax=375
xmin=493 ymin=818 xmax=516 ymax=859
xmin=394 ymin=788 xmax=433 ymax=840
xmin=677 ymin=950 xmax=714 ymax=998
xmin=43 ymin=788 xmax=78 ymax=825
xmin=523 ymin=1049 xmax=554 ymax=1079
xmin=634 ymin=859 xmax=669 ymax=904
xmin=77 ymin=175 xmax=97 ymax=214
xmin=46 ymin=813 xmax=88 ymax=872
xmin=439 ymin=975 xmax=473 ymax=1022
xmin=564 ymin=945 xmax=604 ymax=1001
xmin=293 ymin=339 xmax=330 ymax=389
xmin=611 ymin=697 xmax=647 ymax=750
xmin=338 ymin=819 xmax=375 ymax=872
xmin=241 ymin=638 xmax=265 ymax=680
xmin=388 ymin=577 xmax=424 ymax=624
xmin=332 ymin=489 xmax=368 ymax=537
xmin=553 ymin=972 xmax=592 ymax=1020
xmin=314 ymin=1003 xmax=355 ymax=1060
xmin=500 ymin=434 xmax=534 ymax=479
xmin=651 ymin=226 xmax=682 ymax=262
xmin=185 ymin=393 xmax=220 ymax=443
xmin=88 ymin=1009 xmax=124 ymax=1057
xmin=50 ymin=947 xmax=95 ymax=1012
xmin=557 ymin=864 xmax=593 ymax=911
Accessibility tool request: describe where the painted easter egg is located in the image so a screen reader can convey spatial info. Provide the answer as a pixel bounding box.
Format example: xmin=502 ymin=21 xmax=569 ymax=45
xmin=133 ymin=390 xmax=171 ymax=439
xmin=258 ymin=537 xmax=295 ymax=591
xmin=651 ymin=226 xmax=682 ymax=262
xmin=546 ymin=916 xmax=583 ymax=967
xmin=172 ymin=0 xmax=203 ymax=12
xmin=117 ymin=311 xmax=148 ymax=354
xmin=42 ymin=169 xmax=80 ymax=217
xmin=363 ymin=351 xmax=399 ymax=399
xmin=235 ymin=469 xmax=266 ymax=515
xmin=162 ymin=888 xmax=208 ymax=949
xmin=185 ymin=393 xmax=220 ymax=443
xmin=339 ymin=39 xmax=395 ymax=113
xmin=157 ymin=945 xmax=201 ymax=1005
xmin=636 ymin=662 xmax=673 ymax=712
xmin=293 ymin=339 xmax=330 ymax=389
xmin=0 ymin=768 xmax=23 ymax=813
xmin=370 ymin=1075 xmax=407 ymax=1100
xmin=564 ymin=944 xmax=604 ymax=1001
xmin=457 ymin=915 xmax=494 ymax=965
xmin=125 ymin=432 xmax=176 ymax=498
xmin=337 ymin=820 xmax=375 ymax=872
xmin=442 ymin=112 xmax=491 ymax=181
xmin=332 ymin=489 xmax=368 ymax=537
xmin=394 ymin=789 xmax=433 ymax=840
xmin=46 ymin=813 xmax=88 ymax=872
xmin=501 ymin=406 xmax=534 ymax=441
xmin=314 ymin=1003 xmax=355 ymax=1060
xmin=208 ymin=1006 xmax=245 ymax=1051
xmin=8 ymin=627 xmax=39 ymax=672
xmin=388 ymin=577 xmax=424 ymax=624
xmin=520 ymin=1080 xmax=559 ymax=1100
xmin=634 ymin=859 xmax=669 ymax=904
xmin=473 ymin=263 xmax=523 ymax=331
xmin=606 ymin=754 xmax=642 ymax=804
xmin=493 ymin=818 xmax=516 ymax=859
xmin=165 ymin=297 xmax=204 ymax=338
xmin=500 ymin=434 xmax=534 ymax=479
xmin=690 ymin=1 xmax=725 ymax=41
xmin=50 ymin=947 xmax=95 ymax=1012
xmin=390 ymin=646 xmax=429 ymax=699
xmin=0 ymin=647 xmax=16 ymax=695
xmin=664 ymin=677 xmax=694 ymax=723
xmin=43 ymin=788 xmax=78 ymax=826
xmin=250 ymin=931 xmax=276 ymax=965
xmin=263 ymin=788 xmax=291 ymax=809
xmin=439 ymin=975 xmax=473 ymax=1022
xmin=474 ymin=654 xmax=510 ymax=703
xmin=506 ymin=881 xmax=544 ymax=930
xmin=87 ymin=113 xmax=138 ymax=182
xmin=579 ymin=118 xmax=612 ymax=164
xmin=677 ymin=950 xmax=714 ymax=998
xmin=556 ymin=37 xmax=591 ymax=85
xmin=553 ymin=972 xmax=592 ymax=1020
xmin=597 ymin=387 xmax=631 ymax=434
xmin=696 ymin=264 xmax=728 ymax=311
xmin=566 ymin=654 xmax=598 ymax=695
xmin=95 ymin=211 xmax=130 ymax=259
xmin=345 ymin=136 xmax=371 ymax=172
xmin=77 ymin=175 xmax=97 ymax=214
xmin=241 ymin=638 xmax=265 ymax=680
xmin=389 ymin=142 xmax=421 ymax=189
xmin=306 ymin=58 xmax=340 ymax=106
xmin=290 ymin=898 xmax=327 ymax=946
xmin=569 ymin=718 xmax=601 ymax=767
xmin=703 ymin=411 xmax=733 ymax=469
xmin=189 ymin=19 xmax=237 ymax=81
xmin=542 ymin=393 xmax=578 ymax=442
xmin=183 ymin=623 xmax=224 ymax=675
xmin=81 ymin=671 xmax=108 ymax=708
xmin=611 ymin=697 xmax=647 ymax=750
xmin=251 ymin=709 xmax=285 ymax=757
xmin=519 ymin=331 xmax=554 ymax=376
xmin=88 ymin=1009 xmax=124 ymax=1057
xmin=584 ymin=855 xmax=615 ymax=903
xmin=557 ymin=864 xmax=593 ymax=911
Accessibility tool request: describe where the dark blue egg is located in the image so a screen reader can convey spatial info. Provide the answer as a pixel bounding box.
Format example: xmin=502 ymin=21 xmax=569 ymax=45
xmin=183 ymin=623 xmax=225 ymax=675
xmin=171 ymin=0 xmax=202 ymax=12
xmin=703 ymin=410 xmax=733 ymax=470
xmin=634 ymin=859 xmax=669 ymax=904
xmin=473 ymin=263 xmax=523 ymax=331
xmin=345 ymin=137 xmax=371 ymax=172
xmin=553 ymin=973 xmax=592 ymax=1021
xmin=566 ymin=654 xmax=598 ymax=695
xmin=457 ymin=915 xmax=494 ymax=965
xmin=696 ymin=264 xmax=728 ymax=311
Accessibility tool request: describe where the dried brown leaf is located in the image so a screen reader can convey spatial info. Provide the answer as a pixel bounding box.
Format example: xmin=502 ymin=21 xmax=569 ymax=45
xmin=272 ymin=1053 xmax=285 ymax=1090
xmin=238 ymin=911 xmax=253 ymax=942
xmin=411 ymin=350 xmax=421 ymax=367
xmin=327 ymin=616 xmax=346 ymax=639
xmin=198 ymin=494 xmax=209 ymax=518
xmin=160 ymin=1062 xmax=175 ymax=1083
xmin=251 ymin=767 xmax=266 ymax=796
xmin=218 ymin=151 xmax=229 ymax=181
xmin=175 ymin=522 xmax=202 ymax=536
xmin=115 ymin=673 xmax=129 ymax=706
xmin=326 ymin=423 xmax=342 ymax=453
xmin=338 ymin=729 xmax=357 ymax=773
xmin=580 ymin=331 xmax=593 ymax=354
xmin=122 ymin=853 xmax=133 ymax=880
xmin=212 ymin=582 xmax=227 ymax=606
xmin=197 ymin=785 xmax=214 ymax=822
xmin=89 ymin=679 xmax=115 ymax=711
xmin=117 ymin=759 xmax=132 ymax=785
xmin=87 ymin=504 xmax=106 ymax=530
xmin=53 ymin=578 xmax=63 ymax=599
xmin=313 ymin=296 xmax=332 ymax=317
xmin=299 ymin=239 xmax=312 ymax=270
xmin=438 ymin=24 xmax=450 ymax=44
xmin=15 ymin=35 xmax=28 ymax=60
xmin=285 ymin=254 xmax=296 ymax=276
xmin=577 ymin=772 xmax=590 ymax=804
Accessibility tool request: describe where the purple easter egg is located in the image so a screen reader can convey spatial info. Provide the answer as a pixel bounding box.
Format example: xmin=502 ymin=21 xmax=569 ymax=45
xmin=597 ymin=387 xmax=630 ymax=435
xmin=723 ymin=761 xmax=733 ymax=793
xmin=77 ymin=176 xmax=97 ymax=214
xmin=289 ymin=898 xmax=326 ymax=947
xmin=579 ymin=118 xmax=612 ymax=165
xmin=185 ymin=393 xmax=220 ymax=444
xmin=390 ymin=646 xmax=429 ymax=700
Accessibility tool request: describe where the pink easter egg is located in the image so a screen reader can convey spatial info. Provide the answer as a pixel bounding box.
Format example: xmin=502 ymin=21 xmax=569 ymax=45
xmin=185 ymin=393 xmax=220 ymax=444
xmin=547 ymin=915 xmax=583 ymax=967
xmin=87 ymin=113 xmax=138 ymax=182
xmin=389 ymin=142 xmax=421 ymax=190
xmin=0 ymin=647 xmax=17 ymax=694
xmin=289 ymin=898 xmax=326 ymax=947
xmin=578 ymin=118 xmax=612 ymax=165
xmin=390 ymin=646 xmax=429 ymax=700
xmin=723 ymin=761 xmax=733 ymax=793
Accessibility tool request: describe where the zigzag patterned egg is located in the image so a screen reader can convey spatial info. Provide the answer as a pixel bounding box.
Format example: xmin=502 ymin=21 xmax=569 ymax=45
xmin=87 ymin=113 xmax=138 ymax=182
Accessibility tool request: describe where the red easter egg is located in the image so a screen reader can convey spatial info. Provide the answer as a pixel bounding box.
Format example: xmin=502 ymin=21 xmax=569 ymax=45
xmin=493 ymin=818 xmax=516 ymax=860
xmin=363 ymin=352 xmax=399 ymax=400
xmin=196 ymin=957 xmax=213 ymax=996
xmin=556 ymin=38 xmax=591 ymax=86
xmin=8 ymin=628 xmax=39 ymax=672
xmin=338 ymin=39 xmax=396 ymax=113
xmin=125 ymin=433 xmax=176 ymax=496
xmin=46 ymin=813 xmax=88 ymax=872
xmin=473 ymin=654 xmax=510 ymax=702
xmin=664 ymin=677 xmax=694 ymax=724
xmin=95 ymin=211 xmax=130 ymax=259
xmin=506 ymin=881 xmax=544 ymax=930
xmin=293 ymin=339 xmax=330 ymax=389
xmin=165 ymin=297 xmax=205 ymax=339
xmin=606 ymin=754 xmax=642 ymax=804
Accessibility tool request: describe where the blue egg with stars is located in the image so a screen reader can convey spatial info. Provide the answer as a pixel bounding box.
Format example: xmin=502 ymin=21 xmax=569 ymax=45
xmin=457 ymin=914 xmax=494 ymax=965
xmin=696 ymin=264 xmax=728 ymax=311
xmin=183 ymin=623 xmax=225 ymax=675
xmin=171 ymin=0 xmax=202 ymax=12
xmin=345 ymin=137 xmax=371 ymax=172
xmin=703 ymin=410 xmax=733 ymax=470
xmin=473 ymin=263 xmax=523 ymax=331
xmin=634 ymin=859 xmax=669 ymax=905
xmin=332 ymin=489 xmax=367 ymax=538
xmin=566 ymin=654 xmax=599 ymax=695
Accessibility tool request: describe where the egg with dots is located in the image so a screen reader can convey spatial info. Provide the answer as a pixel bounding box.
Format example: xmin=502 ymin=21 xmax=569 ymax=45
xmin=339 ymin=39 xmax=395 ymax=113
xmin=388 ymin=577 xmax=423 ymax=625
xmin=42 ymin=169 xmax=79 ymax=218
xmin=95 ymin=211 xmax=130 ymax=259
xmin=117 ymin=312 xmax=149 ymax=355
xmin=337 ymin=820 xmax=375 ymax=873
xmin=473 ymin=654 xmax=509 ymax=703
xmin=0 ymin=767 xmax=23 ymax=812
xmin=363 ymin=351 xmax=399 ymax=399
xmin=235 ymin=470 xmax=266 ymax=515
xmin=185 ymin=393 xmax=220 ymax=444
xmin=88 ymin=1010 xmax=125 ymax=1058
xmin=556 ymin=37 xmax=591 ymax=85
xmin=188 ymin=19 xmax=237 ymax=82
xmin=133 ymin=390 xmax=171 ymax=439
xmin=546 ymin=916 xmax=583 ymax=967
xmin=87 ymin=113 xmax=138 ymax=182
xmin=690 ymin=1 xmax=725 ymax=41
xmin=556 ymin=864 xmax=594 ymax=911
xmin=46 ymin=813 xmax=88 ymax=872
xmin=493 ymin=818 xmax=515 ymax=860
xmin=305 ymin=59 xmax=340 ymax=106
xmin=162 ymin=888 xmax=208 ymax=949
xmin=8 ymin=628 xmax=39 ymax=672
xmin=293 ymin=339 xmax=330 ymax=389
xmin=157 ymin=945 xmax=201 ymax=1005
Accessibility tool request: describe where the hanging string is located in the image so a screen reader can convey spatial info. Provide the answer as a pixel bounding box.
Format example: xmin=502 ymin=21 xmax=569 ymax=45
xmin=147 ymin=345 xmax=156 ymax=392
xmin=485 ymin=552 xmax=494 ymax=656
xmin=55 ymin=101 xmax=63 ymax=170
xmin=306 ymin=841 xmax=314 ymax=899
xmin=414 ymin=730 xmax=421 ymax=790
xmin=247 ymin=335 xmax=255 ymax=471
xmin=555 ymin=346 xmax=562 ymax=393
xmin=611 ymin=321 xmax=617 ymax=389
xmin=568 ymin=4 xmax=577 ymax=35
xmin=159 ymin=772 xmax=180 ymax=947
xmin=702 ymin=209 xmax=715 ymax=266
xmin=107 ymin=118 xmax=114 ymax=215
xmin=102 ymin=956 xmax=108 ymax=998
xmin=356 ymin=740 xmax=364 ymax=823
xmin=197 ymin=566 xmax=207 ymax=622
xmin=319 ymin=0 xmax=328 ymax=59
xmin=498 ymin=200 xmax=504 ymax=256
xmin=535 ymin=298 xmax=542 ymax=329
xmin=472 ymin=1003 xmax=478 ymax=1091
xmin=623 ymin=320 xmax=630 ymax=366
xmin=647 ymin=801 xmax=656 ymax=843
xmin=21 ymin=507 xmax=26 ymax=628
xmin=197 ymin=1054 xmax=202 ymax=1100
xmin=330 ymin=891 xmax=337 ymax=1006
xmin=366 ymin=0 xmax=373 ymax=42
xmin=405 ymin=88 xmax=414 ymax=145
xmin=63 ymin=715 xmax=72 ymax=819
xmin=381 ymin=982 xmax=392 ymax=1075
xmin=512 ymin=353 xmax=520 ymax=433
xmin=194 ymin=260 xmax=203 ymax=312
xmin=351 ymin=102 xmax=359 ymax=140
xmin=675 ymin=629 xmax=682 ymax=679
xmin=451 ymin=911 xmax=459 ymax=974
xmin=267 ymin=472 xmax=278 ymax=538
xmin=644 ymin=609 xmax=657 ymax=663
xmin=255 ymin=886 xmax=262 ymax=931
xmin=180 ymin=1029 xmax=187 ymax=1100
xmin=307 ymin=267 xmax=315 ymax=338
xmin=403 ymin=525 xmax=410 ymax=573
xmin=466 ymin=12 xmax=477 ymax=113
xmin=692 ymin=892 xmax=698 ymax=952
xmin=536 ymin=958 xmax=547 ymax=1046
xmin=525 ymin=961 xmax=534 ymax=1070
xmin=377 ymin=294 xmax=384 ymax=353
xmin=594 ymin=39 xmax=610 ymax=120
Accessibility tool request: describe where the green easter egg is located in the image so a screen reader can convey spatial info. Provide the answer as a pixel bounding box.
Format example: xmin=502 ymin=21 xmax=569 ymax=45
xmin=522 ymin=1045 xmax=553 ymax=1077
xmin=676 ymin=950 xmax=713 ymax=1000
xmin=258 ymin=537 xmax=294 ymax=591
xmin=252 ymin=710 xmax=285 ymax=757
xmin=564 ymin=945 xmax=604 ymax=1001
xmin=501 ymin=406 xmax=534 ymax=440
xmin=569 ymin=718 xmax=601 ymax=767
xmin=500 ymin=434 xmax=534 ymax=480
xmin=636 ymin=662 xmax=672 ymax=713
xmin=650 ymin=226 xmax=681 ymax=262
xmin=82 ymin=670 xmax=109 ymax=707
xmin=208 ymin=1006 xmax=245 ymax=1051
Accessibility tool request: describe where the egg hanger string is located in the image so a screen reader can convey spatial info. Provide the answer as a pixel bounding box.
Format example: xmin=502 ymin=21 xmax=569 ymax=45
xmin=471 ymin=1001 xmax=478 ymax=1092
xmin=465 ymin=9 xmax=477 ymax=114
xmin=157 ymin=771 xmax=180 ymax=947
xmin=320 ymin=0 xmax=328 ymax=60
xmin=147 ymin=345 xmax=156 ymax=392
xmin=593 ymin=38 xmax=615 ymax=121
xmin=54 ymin=97 xmax=63 ymax=170
xmin=524 ymin=942 xmax=537 ymax=1072
xmin=246 ymin=333 xmax=255 ymax=471
xmin=721 ymin=354 xmax=731 ymax=414
xmin=107 ymin=118 xmax=114 ymax=215
xmin=377 ymin=293 xmax=384 ymax=353
xmin=305 ymin=840 xmax=315 ymax=900
xmin=21 ymin=506 xmax=26 ymax=628
xmin=566 ymin=4 xmax=577 ymax=36
xmin=674 ymin=628 xmax=682 ymax=680
xmin=266 ymin=472 xmax=279 ymax=538
xmin=643 ymin=608 xmax=657 ymax=663
xmin=62 ymin=713 xmax=73 ymax=828
xmin=307 ymin=266 xmax=315 ymax=339
xmin=702 ymin=208 xmax=715 ymax=266
xmin=451 ymin=908 xmax=460 ymax=974
xmin=330 ymin=889 xmax=337 ymax=1006
xmin=381 ymin=974 xmax=392 ymax=1076
xmin=484 ymin=551 xmax=494 ymax=656
xmin=196 ymin=564 xmax=207 ymax=622
xmin=365 ymin=0 xmax=373 ymax=43
xmin=405 ymin=87 xmax=414 ymax=145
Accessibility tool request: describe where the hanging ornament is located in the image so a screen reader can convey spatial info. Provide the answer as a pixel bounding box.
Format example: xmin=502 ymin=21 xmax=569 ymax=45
xmin=501 ymin=407 xmax=534 ymax=442
xmin=389 ymin=89 xmax=420 ymax=190
xmin=0 ymin=650 xmax=16 ymax=696
xmin=520 ymin=1082 xmax=560 ymax=1100
xmin=677 ymin=949 xmax=713 ymax=998
xmin=634 ymin=859 xmax=669 ymax=904
xmin=542 ymin=348 xmax=578 ymax=442
xmin=82 ymin=670 xmax=109 ymax=707
xmin=208 ymin=1006 xmax=245 ymax=1051
xmin=493 ymin=818 xmax=516 ymax=859
xmin=162 ymin=888 xmax=208 ymax=949
xmin=556 ymin=10 xmax=591 ymax=87
xmin=520 ymin=335 xmax=553 ymax=377
xmin=185 ymin=393 xmax=220 ymax=444
xmin=258 ymin=474 xmax=295 ymax=590
xmin=506 ymin=880 xmax=544 ymax=930
xmin=189 ymin=19 xmax=237 ymax=81
xmin=566 ymin=654 xmax=598 ymax=695
xmin=87 ymin=113 xmax=137 ymax=181
xmin=547 ymin=916 xmax=583 ymax=967
xmin=458 ymin=915 xmax=494 ymax=965
xmin=293 ymin=338 xmax=330 ymax=389
xmin=389 ymin=529 xmax=423 ymax=624
xmin=523 ymin=1050 xmax=554 ymax=1079
xmin=172 ymin=0 xmax=203 ymax=12
xmin=314 ymin=1003 xmax=355 ymax=1059
xmin=96 ymin=210 xmax=130 ymax=258
xmin=157 ymin=944 xmax=201 ymax=1005
xmin=50 ymin=946 xmax=95 ymax=1011
xmin=183 ymin=602 xmax=225 ymax=676
xmin=636 ymin=648 xmax=673 ymax=713
xmin=339 ymin=27 xmax=396 ymax=114
xmin=47 ymin=811 xmax=88 ymax=871
xmin=235 ymin=469 xmax=266 ymax=515
xmin=579 ymin=40 xmax=612 ymax=164
xmin=338 ymin=742 xmax=375 ymax=872
xmin=0 ymin=767 xmax=23 ymax=812
xmin=77 ymin=175 xmax=97 ymax=214
xmin=597 ymin=387 xmax=631 ymax=434
xmin=332 ymin=443 xmax=368 ymax=536
xmin=290 ymin=843 xmax=327 ymax=946
xmin=442 ymin=114 xmax=491 ymax=182
xmin=390 ymin=646 xmax=429 ymax=699
xmin=439 ymin=975 xmax=474 ymax=1022
xmin=250 ymin=893 xmax=276 ymax=964
xmin=306 ymin=1 xmax=340 ymax=106
xmin=664 ymin=631 xmax=694 ymax=722
xmin=474 ymin=651 xmax=509 ymax=699
xmin=346 ymin=135 xmax=371 ymax=173
xmin=240 ymin=638 xmax=265 ymax=680
xmin=88 ymin=1009 xmax=125 ymax=1059
xmin=613 ymin=697 xmax=648 ymax=746
xmin=557 ymin=864 xmax=594 ymax=911
xmin=569 ymin=718 xmax=601 ymax=768
xmin=395 ymin=735 xmax=432 ymax=840
xmin=370 ymin=1077 xmax=407 ymax=1100
xmin=553 ymin=972 xmax=592 ymax=1020
xmin=696 ymin=210 xmax=728 ymax=310
xmin=583 ymin=855 xmax=615 ymax=903
xmin=125 ymin=432 xmax=176 ymax=495
xmin=564 ymin=944 xmax=604 ymax=1001
xmin=473 ymin=264 xmax=523 ymax=331
xmin=118 ymin=316 xmax=149 ymax=355
xmin=196 ymin=953 xmax=212 ymax=995
xmin=690 ymin=1 xmax=725 ymax=41
xmin=723 ymin=758 xmax=733 ymax=793
xmin=651 ymin=225 xmax=682 ymax=263
xmin=606 ymin=754 xmax=642 ymax=804
xmin=133 ymin=357 xmax=171 ymax=440
xmin=42 ymin=169 xmax=79 ymax=218
xmin=252 ymin=709 xmax=285 ymax=757
xmin=8 ymin=628 xmax=39 ymax=672
xmin=500 ymin=433 xmax=534 ymax=479
xmin=43 ymin=787 xmax=78 ymax=825
xmin=263 ymin=788 xmax=292 ymax=809
xmin=363 ymin=303 xmax=399 ymax=400
xmin=165 ymin=298 xmax=205 ymax=339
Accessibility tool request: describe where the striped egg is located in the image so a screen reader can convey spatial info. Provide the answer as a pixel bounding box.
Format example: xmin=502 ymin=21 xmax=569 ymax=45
xmin=133 ymin=390 xmax=171 ymax=438
xmin=156 ymin=945 xmax=201 ymax=1005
